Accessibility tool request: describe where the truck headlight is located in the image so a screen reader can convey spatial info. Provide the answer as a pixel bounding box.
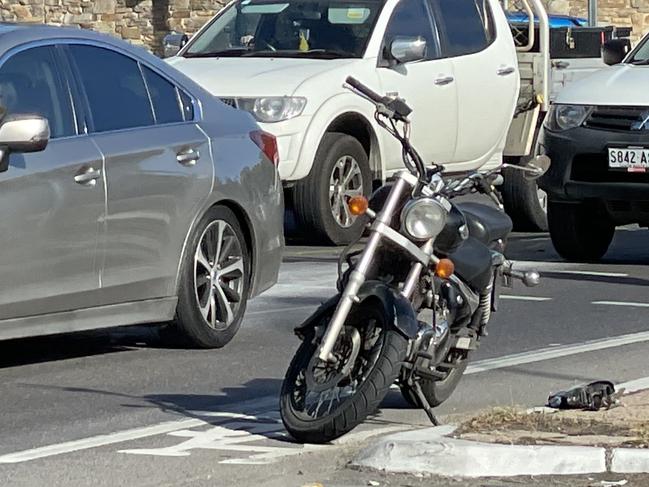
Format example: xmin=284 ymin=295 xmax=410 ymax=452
xmin=236 ymin=97 xmax=307 ymax=123
xmin=545 ymin=104 xmax=593 ymax=131
xmin=401 ymin=198 xmax=447 ymax=241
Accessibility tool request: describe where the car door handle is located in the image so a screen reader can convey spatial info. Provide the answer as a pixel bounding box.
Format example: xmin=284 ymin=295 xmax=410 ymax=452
xmin=74 ymin=167 xmax=102 ymax=186
xmin=177 ymin=148 xmax=200 ymax=166
xmin=497 ymin=66 xmax=516 ymax=76
xmin=434 ymin=75 xmax=455 ymax=86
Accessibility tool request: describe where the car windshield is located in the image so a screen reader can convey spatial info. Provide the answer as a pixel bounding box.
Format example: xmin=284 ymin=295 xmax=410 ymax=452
xmin=628 ymin=35 xmax=649 ymax=64
xmin=183 ymin=0 xmax=384 ymax=59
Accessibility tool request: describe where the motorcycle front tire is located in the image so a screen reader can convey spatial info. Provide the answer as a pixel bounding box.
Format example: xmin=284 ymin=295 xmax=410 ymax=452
xmin=280 ymin=328 xmax=407 ymax=444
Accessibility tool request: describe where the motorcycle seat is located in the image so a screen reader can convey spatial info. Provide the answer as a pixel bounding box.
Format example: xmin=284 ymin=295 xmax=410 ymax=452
xmin=456 ymin=202 xmax=512 ymax=244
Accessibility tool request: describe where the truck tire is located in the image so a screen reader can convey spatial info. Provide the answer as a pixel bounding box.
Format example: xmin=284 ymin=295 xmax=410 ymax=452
xmin=548 ymin=201 xmax=615 ymax=262
xmin=501 ymin=160 xmax=548 ymax=232
xmin=293 ymin=133 xmax=371 ymax=245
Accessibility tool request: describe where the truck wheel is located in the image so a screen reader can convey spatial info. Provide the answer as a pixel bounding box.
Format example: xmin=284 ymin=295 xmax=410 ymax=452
xmin=293 ymin=133 xmax=371 ymax=245
xmin=548 ymin=201 xmax=615 ymax=262
xmin=501 ymin=160 xmax=548 ymax=232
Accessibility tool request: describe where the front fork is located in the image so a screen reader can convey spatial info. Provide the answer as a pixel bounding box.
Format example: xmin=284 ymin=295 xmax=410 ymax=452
xmin=318 ymin=172 xmax=428 ymax=362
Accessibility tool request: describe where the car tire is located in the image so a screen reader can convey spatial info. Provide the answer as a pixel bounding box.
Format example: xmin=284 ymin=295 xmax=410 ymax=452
xmin=548 ymin=201 xmax=615 ymax=262
xmin=293 ymin=133 xmax=371 ymax=246
xmin=173 ymin=206 xmax=251 ymax=348
xmin=501 ymin=159 xmax=548 ymax=232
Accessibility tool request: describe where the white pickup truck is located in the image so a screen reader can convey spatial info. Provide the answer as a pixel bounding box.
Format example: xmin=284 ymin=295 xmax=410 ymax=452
xmin=164 ymin=0 xmax=629 ymax=243
xmin=165 ymin=0 xmax=519 ymax=244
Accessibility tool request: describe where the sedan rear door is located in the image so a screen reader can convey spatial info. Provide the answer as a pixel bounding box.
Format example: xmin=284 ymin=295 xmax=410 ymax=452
xmin=65 ymin=44 xmax=212 ymax=305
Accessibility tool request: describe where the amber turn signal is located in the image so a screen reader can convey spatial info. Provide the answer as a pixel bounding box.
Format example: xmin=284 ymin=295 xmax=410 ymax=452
xmin=348 ymin=195 xmax=369 ymax=216
xmin=435 ymin=258 xmax=455 ymax=279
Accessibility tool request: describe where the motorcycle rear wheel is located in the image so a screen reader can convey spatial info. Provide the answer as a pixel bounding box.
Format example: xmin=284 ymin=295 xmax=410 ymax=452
xmin=280 ymin=303 xmax=407 ymax=444
xmin=401 ymin=352 xmax=469 ymax=408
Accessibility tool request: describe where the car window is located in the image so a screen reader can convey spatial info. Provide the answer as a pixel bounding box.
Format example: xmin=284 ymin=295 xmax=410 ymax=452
xmin=183 ymin=0 xmax=384 ymax=59
xmin=142 ymin=66 xmax=184 ymax=125
xmin=179 ymin=90 xmax=194 ymax=121
xmin=0 ymin=46 xmax=75 ymax=139
xmin=68 ymin=45 xmax=154 ymax=133
xmin=432 ymin=0 xmax=495 ymax=57
xmin=383 ymin=0 xmax=439 ymax=61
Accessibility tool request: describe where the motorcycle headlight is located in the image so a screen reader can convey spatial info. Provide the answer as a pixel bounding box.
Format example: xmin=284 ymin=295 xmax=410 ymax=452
xmin=544 ymin=104 xmax=593 ymax=131
xmin=236 ymin=97 xmax=307 ymax=123
xmin=401 ymin=198 xmax=447 ymax=241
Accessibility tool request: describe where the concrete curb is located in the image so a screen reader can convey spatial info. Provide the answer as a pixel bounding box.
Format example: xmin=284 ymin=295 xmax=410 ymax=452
xmin=352 ymin=425 xmax=649 ymax=478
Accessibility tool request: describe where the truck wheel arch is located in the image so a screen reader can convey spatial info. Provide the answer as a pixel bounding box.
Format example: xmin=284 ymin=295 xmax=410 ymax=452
xmin=325 ymin=112 xmax=382 ymax=183
xmin=290 ymin=99 xmax=386 ymax=183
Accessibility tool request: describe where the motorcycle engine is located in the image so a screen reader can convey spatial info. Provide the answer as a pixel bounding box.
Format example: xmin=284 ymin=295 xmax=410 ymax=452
xmin=411 ymin=301 xmax=451 ymax=375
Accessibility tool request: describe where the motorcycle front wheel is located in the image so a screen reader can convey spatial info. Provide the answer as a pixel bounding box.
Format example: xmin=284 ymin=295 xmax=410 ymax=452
xmin=280 ymin=301 xmax=408 ymax=444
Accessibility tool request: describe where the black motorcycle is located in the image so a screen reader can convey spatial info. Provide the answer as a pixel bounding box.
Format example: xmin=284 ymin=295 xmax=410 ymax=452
xmin=279 ymin=76 xmax=550 ymax=444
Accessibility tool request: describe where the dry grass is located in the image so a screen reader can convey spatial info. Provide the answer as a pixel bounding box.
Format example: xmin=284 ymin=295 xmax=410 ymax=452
xmin=454 ymin=404 xmax=649 ymax=448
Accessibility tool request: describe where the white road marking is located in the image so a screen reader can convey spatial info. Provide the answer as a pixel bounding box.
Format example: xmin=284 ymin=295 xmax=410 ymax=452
xmin=466 ymin=330 xmax=649 ymax=375
xmin=549 ymin=270 xmax=629 ymax=277
xmin=0 ymin=419 xmax=205 ymax=464
xmin=500 ymin=295 xmax=552 ymax=302
xmin=5 ymin=331 xmax=649 ymax=465
xmin=593 ymin=301 xmax=649 ymax=308
xmin=0 ymin=396 xmax=277 ymax=465
xmin=617 ymin=376 xmax=649 ymax=394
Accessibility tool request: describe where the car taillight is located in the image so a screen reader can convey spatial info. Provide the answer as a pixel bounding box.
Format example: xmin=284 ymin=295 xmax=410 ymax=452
xmin=250 ymin=130 xmax=279 ymax=166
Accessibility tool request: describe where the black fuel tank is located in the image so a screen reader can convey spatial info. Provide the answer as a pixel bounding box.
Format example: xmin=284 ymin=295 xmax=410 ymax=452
xmin=435 ymin=203 xmax=467 ymax=255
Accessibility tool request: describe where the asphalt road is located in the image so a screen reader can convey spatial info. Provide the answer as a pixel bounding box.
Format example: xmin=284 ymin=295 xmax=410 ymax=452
xmin=1 ymin=227 xmax=648 ymax=486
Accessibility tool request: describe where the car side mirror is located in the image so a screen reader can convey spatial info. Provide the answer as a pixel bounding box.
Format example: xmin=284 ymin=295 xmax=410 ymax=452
xmin=163 ymin=32 xmax=189 ymax=58
xmin=389 ymin=36 xmax=427 ymax=64
xmin=602 ymin=38 xmax=631 ymax=66
xmin=0 ymin=114 xmax=50 ymax=172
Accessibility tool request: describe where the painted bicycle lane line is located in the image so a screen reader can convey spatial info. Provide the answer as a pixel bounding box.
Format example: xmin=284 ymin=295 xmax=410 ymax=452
xmin=3 ymin=329 xmax=649 ymax=466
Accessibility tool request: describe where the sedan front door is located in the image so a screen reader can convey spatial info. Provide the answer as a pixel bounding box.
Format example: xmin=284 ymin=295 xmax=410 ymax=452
xmin=0 ymin=45 xmax=105 ymax=322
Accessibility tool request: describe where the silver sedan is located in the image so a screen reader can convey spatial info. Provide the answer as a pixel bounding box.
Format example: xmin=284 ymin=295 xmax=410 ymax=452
xmin=0 ymin=24 xmax=283 ymax=348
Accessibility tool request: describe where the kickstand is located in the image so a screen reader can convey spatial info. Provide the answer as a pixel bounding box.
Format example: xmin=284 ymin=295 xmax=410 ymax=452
xmin=411 ymin=381 xmax=440 ymax=426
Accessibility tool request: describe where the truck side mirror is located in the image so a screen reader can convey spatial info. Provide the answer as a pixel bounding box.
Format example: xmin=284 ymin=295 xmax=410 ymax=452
xmin=163 ymin=32 xmax=189 ymax=58
xmin=602 ymin=39 xmax=631 ymax=66
xmin=389 ymin=36 xmax=427 ymax=64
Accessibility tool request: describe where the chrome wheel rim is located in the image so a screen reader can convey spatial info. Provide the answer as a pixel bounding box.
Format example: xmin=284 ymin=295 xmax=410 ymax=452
xmin=194 ymin=220 xmax=245 ymax=330
xmin=292 ymin=314 xmax=384 ymax=421
xmin=329 ymin=155 xmax=364 ymax=228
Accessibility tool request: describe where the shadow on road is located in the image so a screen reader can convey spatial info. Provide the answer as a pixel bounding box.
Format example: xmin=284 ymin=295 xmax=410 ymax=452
xmin=541 ymin=271 xmax=649 ymax=287
xmin=0 ymin=325 xmax=167 ymax=369
xmin=506 ymin=228 xmax=649 ymax=265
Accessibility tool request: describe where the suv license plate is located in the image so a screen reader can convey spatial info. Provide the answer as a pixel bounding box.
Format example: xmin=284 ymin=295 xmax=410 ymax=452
xmin=608 ymin=148 xmax=649 ymax=172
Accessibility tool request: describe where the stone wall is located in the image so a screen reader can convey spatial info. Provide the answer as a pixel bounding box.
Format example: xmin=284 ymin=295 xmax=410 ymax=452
xmin=0 ymin=0 xmax=646 ymax=54
xmin=0 ymin=0 xmax=225 ymax=54
xmin=545 ymin=0 xmax=649 ymax=42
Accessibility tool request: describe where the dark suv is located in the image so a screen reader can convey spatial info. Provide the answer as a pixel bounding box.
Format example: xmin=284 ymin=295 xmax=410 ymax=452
xmin=538 ymin=36 xmax=648 ymax=261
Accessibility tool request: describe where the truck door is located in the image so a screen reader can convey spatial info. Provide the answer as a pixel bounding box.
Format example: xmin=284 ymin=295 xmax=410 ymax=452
xmin=431 ymin=0 xmax=519 ymax=166
xmin=375 ymin=0 xmax=458 ymax=171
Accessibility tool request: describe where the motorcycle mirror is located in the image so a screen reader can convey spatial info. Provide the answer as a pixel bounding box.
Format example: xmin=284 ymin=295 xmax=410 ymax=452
xmin=522 ymin=155 xmax=551 ymax=181
xmin=502 ymin=155 xmax=551 ymax=181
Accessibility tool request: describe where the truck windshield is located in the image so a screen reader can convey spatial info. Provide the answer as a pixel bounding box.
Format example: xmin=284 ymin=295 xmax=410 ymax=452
xmin=183 ymin=0 xmax=383 ymax=59
xmin=629 ymin=39 xmax=649 ymax=65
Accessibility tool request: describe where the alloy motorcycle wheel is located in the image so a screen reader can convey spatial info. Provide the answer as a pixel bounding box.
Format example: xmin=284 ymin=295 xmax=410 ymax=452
xmin=280 ymin=301 xmax=408 ymax=444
